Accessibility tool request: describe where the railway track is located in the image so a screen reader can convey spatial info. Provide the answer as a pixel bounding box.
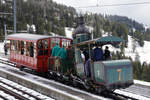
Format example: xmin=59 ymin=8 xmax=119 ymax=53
xmin=0 ymin=58 xmax=139 ymax=100
xmin=106 ymin=92 xmax=138 ymax=100
xmin=0 ymin=77 xmax=54 ymax=100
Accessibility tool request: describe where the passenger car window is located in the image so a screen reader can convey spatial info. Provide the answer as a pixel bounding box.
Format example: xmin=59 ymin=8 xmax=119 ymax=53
xmin=44 ymin=39 xmax=48 ymax=55
xmin=51 ymin=38 xmax=55 ymax=48
xmin=62 ymin=39 xmax=67 ymax=47
xmin=38 ymin=40 xmax=43 ymax=56
xmin=11 ymin=40 xmax=17 ymax=51
xmin=44 ymin=39 xmax=48 ymax=49
xmin=51 ymin=38 xmax=60 ymax=48
xmin=26 ymin=42 xmax=30 ymax=56
xmin=18 ymin=41 xmax=21 ymax=54
xmin=29 ymin=42 xmax=34 ymax=57
xmin=38 ymin=40 xmax=43 ymax=49
xmin=56 ymin=38 xmax=60 ymax=46
xmin=21 ymin=41 xmax=24 ymax=55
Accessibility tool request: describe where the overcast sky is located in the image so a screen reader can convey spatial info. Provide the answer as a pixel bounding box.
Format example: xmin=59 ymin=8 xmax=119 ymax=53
xmin=53 ymin=0 xmax=150 ymax=26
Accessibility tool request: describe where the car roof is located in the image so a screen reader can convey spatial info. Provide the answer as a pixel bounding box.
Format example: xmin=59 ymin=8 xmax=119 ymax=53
xmin=7 ymin=33 xmax=50 ymax=41
xmin=72 ymin=36 xmax=124 ymax=47
xmin=7 ymin=33 xmax=72 ymax=42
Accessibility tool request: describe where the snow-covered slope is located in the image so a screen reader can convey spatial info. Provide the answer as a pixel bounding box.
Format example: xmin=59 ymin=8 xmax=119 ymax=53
xmin=65 ymin=27 xmax=74 ymax=39
xmin=124 ymin=35 xmax=150 ymax=64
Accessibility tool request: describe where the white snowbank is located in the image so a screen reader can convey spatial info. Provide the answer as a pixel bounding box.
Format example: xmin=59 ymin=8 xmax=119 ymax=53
xmin=124 ymin=35 xmax=150 ymax=64
xmin=65 ymin=27 xmax=74 ymax=39
xmin=115 ymin=89 xmax=149 ymax=100
xmin=134 ymin=80 xmax=150 ymax=87
xmin=0 ymin=42 xmax=5 ymax=54
xmin=0 ymin=77 xmax=54 ymax=100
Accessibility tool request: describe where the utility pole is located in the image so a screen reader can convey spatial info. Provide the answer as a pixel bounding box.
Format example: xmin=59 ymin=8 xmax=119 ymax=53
xmin=4 ymin=24 xmax=7 ymax=42
xmin=97 ymin=0 xmax=99 ymax=7
xmin=14 ymin=0 xmax=16 ymax=33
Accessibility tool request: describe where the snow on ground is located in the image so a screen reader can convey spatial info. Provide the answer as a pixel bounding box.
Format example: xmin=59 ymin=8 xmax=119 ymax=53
xmin=65 ymin=27 xmax=74 ymax=39
xmin=0 ymin=42 xmax=5 ymax=54
xmin=0 ymin=76 xmax=54 ymax=100
xmin=115 ymin=89 xmax=150 ymax=100
xmin=50 ymin=32 xmax=60 ymax=36
xmin=48 ymin=27 xmax=74 ymax=38
xmin=124 ymin=35 xmax=150 ymax=64
xmin=134 ymin=80 xmax=150 ymax=87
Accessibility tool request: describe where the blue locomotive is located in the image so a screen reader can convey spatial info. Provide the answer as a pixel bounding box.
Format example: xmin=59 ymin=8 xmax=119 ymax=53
xmin=70 ymin=16 xmax=133 ymax=92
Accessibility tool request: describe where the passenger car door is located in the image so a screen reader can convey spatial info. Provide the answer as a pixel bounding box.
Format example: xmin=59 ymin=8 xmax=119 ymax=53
xmin=75 ymin=48 xmax=85 ymax=77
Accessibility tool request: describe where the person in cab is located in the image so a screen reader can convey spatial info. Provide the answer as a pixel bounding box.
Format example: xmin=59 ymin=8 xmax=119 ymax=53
xmin=81 ymin=48 xmax=91 ymax=77
xmin=104 ymin=46 xmax=111 ymax=60
xmin=92 ymin=44 xmax=103 ymax=61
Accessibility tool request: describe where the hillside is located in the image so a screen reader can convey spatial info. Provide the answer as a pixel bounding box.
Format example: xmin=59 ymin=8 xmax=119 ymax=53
xmin=0 ymin=0 xmax=77 ymax=36
xmin=106 ymin=15 xmax=145 ymax=31
xmin=0 ymin=0 xmax=149 ymax=46
xmin=106 ymin=15 xmax=150 ymax=42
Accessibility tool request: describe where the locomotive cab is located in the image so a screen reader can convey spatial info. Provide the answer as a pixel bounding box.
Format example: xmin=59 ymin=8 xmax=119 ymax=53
xmin=73 ymin=36 xmax=134 ymax=92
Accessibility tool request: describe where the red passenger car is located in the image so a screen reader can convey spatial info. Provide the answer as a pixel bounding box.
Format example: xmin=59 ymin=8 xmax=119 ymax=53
xmin=7 ymin=33 xmax=72 ymax=73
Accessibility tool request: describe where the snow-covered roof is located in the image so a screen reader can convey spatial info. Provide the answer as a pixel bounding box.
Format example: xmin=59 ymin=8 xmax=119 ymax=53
xmin=7 ymin=33 xmax=50 ymax=41
xmin=7 ymin=33 xmax=72 ymax=42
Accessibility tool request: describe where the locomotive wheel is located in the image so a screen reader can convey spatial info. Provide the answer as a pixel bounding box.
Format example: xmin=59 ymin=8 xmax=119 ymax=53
xmin=83 ymin=79 xmax=90 ymax=90
xmin=19 ymin=66 xmax=24 ymax=71
xmin=72 ymin=79 xmax=78 ymax=87
xmin=95 ymin=88 xmax=103 ymax=94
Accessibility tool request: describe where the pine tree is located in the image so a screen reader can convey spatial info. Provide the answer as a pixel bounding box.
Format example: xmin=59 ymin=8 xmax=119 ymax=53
xmin=132 ymin=39 xmax=136 ymax=53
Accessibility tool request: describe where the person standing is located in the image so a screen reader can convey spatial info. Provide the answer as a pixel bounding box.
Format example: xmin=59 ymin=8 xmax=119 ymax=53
xmin=58 ymin=45 xmax=67 ymax=60
xmin=51 ymin=43 xmax=61 ymax=71
xmin=57 ymin=45 xmax=67 ymax=73
xmin=66 ymin=46 xmax=74 ymax=73
xmin=92 ymin=45 xmax=103 ymax=61
xmin=81 ymin=48 xmax=91 ymax=77
xmin=4 ymin=43 xmax=8 ymax=55
xmin=51 ymin=43 xmax=61 ymax=57
xmin=81 ymin=49 xmax=89 ymax=63
xmin=85 ymin=58 xmax=91 ymax=77
xmin=104 ymin=46 xmax=111 ymax=60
